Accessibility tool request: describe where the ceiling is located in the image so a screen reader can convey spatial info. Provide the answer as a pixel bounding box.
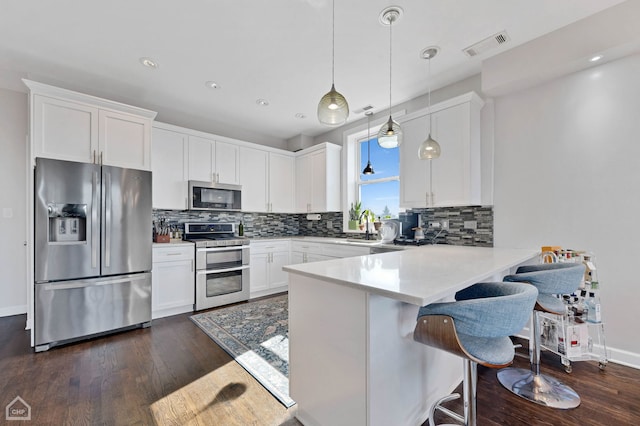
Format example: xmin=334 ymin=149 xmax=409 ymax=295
xmin=0 ymin=0 xmax=627 ymax=147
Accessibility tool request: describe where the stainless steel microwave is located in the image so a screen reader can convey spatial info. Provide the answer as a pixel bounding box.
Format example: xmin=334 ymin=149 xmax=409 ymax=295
xmin=188 ymin=181 xmax=242 ymax=211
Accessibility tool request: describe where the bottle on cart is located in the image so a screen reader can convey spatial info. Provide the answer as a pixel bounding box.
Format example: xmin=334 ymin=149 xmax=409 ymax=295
xmin=586 ymin=290 xmax=602 ymax=323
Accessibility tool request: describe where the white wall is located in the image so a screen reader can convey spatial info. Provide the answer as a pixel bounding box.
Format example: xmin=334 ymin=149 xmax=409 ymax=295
xmin=493 ymin=53 xmax=640 ymax=366
xmin=0 ymin=88 xmax=28 ymax=316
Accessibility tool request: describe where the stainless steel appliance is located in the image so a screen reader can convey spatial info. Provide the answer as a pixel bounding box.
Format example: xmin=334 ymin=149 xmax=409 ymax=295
xmin=188 ymin=181 xmax=241 ymax=211
xmin=34 ymin=158 xmax=152 ymax=351
xmin=183 ymin=223 xmax=250 ymax=310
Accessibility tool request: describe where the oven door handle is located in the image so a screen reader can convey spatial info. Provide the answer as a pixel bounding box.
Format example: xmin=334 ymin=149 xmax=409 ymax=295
xmin=197 ymin=265 xmax=250 ymax=275
xmin=198 ymin=246 xmax=246 ymax=253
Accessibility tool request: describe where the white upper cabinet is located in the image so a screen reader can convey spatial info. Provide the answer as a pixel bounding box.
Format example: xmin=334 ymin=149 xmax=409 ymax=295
xmin=24 ymin=80 xmax=156 ymax=170
xmin=188 ymin=135 xmax=215 ymax=182
xmin=215 ymin=141 xmax=240 ymax=184
xmin=295 ymin=142 xmax=341 ymax=213
xmin=238 ymin=147 xmax=295 ymax=213
xmin=188 ymin=135 xmax=239 ymax=184
xmin=239 ymin=146 xmax=269 ymax=212
xmin=269 ymin=152 xmax=295 ymax=213
xmin=400 ymin=92 xmax=484 ymax=208
xmin=152 ymin=127 xmax=188 ymax=210
xmin=99 ymin=110 xmax=151 ymax=170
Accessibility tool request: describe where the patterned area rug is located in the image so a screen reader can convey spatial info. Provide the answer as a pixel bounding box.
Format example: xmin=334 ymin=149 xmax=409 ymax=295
xmin=190 ymin=295 xmax=294 ymax=407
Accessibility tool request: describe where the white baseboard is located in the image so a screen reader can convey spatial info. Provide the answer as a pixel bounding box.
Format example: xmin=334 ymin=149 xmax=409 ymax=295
xmin=0 ymin=304 xmax=27 ymax=318
xmin=607 ymin=347 xmax=640 ymax=369
xmin=515 ymin=328 xmax=640 ymax=370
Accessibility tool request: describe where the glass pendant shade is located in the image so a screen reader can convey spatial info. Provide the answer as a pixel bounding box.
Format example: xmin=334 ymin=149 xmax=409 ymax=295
xmin=318 ymin=84 xmax=349 ymax=126
xmin=377 ymin=116 xmax=403 ymax=148
xmin=418 ymin=133 xmax=441 ymax=159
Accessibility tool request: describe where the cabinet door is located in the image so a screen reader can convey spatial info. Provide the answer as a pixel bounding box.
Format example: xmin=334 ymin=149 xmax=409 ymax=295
xmin=152 ymin=128 xmax=188 ymax=209
xmin=400 ymin=102 xmax=481 ymax=208
xmin=308 ymin=150 xmax=332 ymax=212
xmin=215 ymin=141 xmax=240 ymax=184
xmin=239 ymin=147 xmax=269 ymax=212
xmin=295 ymin=153 xmax=312 ymax=212
xmin=290 ymin=252 xmax=304 ymax=265
xmin=99 ymin=110 xmax=151 ymax=170
xmin=250 ymin=252 xmax=270 ymax=293
xmin=399 ymin=114 xmax=429 ymax=208
xmin=269 ymin=152 xmax=295 ymax=213
xmin=152 ymin=259 xmax=194 ymax=319
xmin=270 ymin=251 xmax=290 ymax=289
xmin=188 ymin=135 xmax=215 ymax=181
xmin=32 ymin=95 xmax=98 ymax=163
xmin=430 ymin=103 xmax=475 ymax=206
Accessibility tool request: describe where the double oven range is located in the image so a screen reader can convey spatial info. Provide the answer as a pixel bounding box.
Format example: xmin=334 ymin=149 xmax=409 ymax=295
xmin=183 ymin=223 xmax=250 ymax=310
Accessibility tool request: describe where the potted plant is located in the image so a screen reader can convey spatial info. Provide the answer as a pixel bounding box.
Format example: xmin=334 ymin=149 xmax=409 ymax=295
xmin=348 ymin=201 xmax=361 ymax=230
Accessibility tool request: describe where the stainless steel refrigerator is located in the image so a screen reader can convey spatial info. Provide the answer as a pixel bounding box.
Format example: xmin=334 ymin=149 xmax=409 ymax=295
xmin=34 ymin=157 xmax=152 ymax=351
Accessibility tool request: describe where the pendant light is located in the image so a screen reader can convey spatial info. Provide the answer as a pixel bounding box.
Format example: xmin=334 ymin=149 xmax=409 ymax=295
xmin=377 ymin=7 xmax=403 ymax=149
xmin=418 ymin=47 xmax=441 ymax=160
xmin=362 ymin=111 xmax=375 ymax=175
xmin=418 ymin=47 xmax=441 ymax=206
xmin=317 ymin=0 xmax=349 ymax=126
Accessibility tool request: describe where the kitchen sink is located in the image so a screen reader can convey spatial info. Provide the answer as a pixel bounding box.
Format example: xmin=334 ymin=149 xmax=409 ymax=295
xmin=345 ymin=239 xmax=381 ymax=244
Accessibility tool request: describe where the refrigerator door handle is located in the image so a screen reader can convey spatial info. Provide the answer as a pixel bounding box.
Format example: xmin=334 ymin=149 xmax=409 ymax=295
xmin=38 ymin=274 xmax=147 ymax=291
xmin=105 ymin=171 xmax=111 ymax=268
xmin=91 ymin=171 xmax=99 ymax=269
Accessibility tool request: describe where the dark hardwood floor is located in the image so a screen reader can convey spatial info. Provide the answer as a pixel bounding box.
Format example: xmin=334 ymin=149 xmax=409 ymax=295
xmin=1 ymin=306 xmax=638 ymax=425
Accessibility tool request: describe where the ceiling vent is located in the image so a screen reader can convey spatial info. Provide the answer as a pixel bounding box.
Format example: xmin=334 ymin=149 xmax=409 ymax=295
xmin=463 ymin=31 xmax=510 ymax=57
xmin=353 ymin=104 xmax=375 ymax=115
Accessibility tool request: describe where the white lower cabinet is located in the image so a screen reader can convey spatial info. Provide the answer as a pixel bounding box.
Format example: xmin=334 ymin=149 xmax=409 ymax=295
xmin=250 ymin=241 xmax=290 ymax=297
xmin=152 ymin=244 xmax=194 ymax=319
xmin=290 ymin=241 xmax=369 ymax=264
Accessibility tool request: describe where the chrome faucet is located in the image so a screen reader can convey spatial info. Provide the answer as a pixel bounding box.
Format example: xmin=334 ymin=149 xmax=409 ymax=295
xmin=359 ymin=211 xmax=371 ymax=240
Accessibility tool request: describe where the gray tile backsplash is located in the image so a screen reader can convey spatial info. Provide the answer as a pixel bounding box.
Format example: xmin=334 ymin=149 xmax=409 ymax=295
xmin=153 ymin=206 xmax=493 ymax=246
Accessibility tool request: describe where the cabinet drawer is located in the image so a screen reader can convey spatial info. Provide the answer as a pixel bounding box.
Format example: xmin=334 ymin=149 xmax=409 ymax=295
xmin=291 ymin=241 xmax=325 ymax=255
xmin=153 ymin=245 xmax=194 ymax=262
xmin=251 ymin=240 xmax=290 ymax=254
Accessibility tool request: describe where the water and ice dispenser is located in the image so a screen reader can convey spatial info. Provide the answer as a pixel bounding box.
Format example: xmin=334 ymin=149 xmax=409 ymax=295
xmin=47 ymin=203 xmax=87 ymax=243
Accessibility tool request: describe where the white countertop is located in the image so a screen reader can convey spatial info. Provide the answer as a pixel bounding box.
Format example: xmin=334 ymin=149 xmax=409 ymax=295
xmin=252 ymin=235 xmax=406 ymax=250
xmin=284 ymin=245 xmax=539 ymax=306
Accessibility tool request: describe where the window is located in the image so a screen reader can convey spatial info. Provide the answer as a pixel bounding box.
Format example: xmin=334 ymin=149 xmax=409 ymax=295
xmin=357 ymin=136 xmax=400 ymax=220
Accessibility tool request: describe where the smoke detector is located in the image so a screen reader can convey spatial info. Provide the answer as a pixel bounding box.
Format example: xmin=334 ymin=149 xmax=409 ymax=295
xmin=463 ymin=31 xmax=510 ymax=57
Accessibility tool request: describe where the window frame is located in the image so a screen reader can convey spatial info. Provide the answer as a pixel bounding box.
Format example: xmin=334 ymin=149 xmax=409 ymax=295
xmin=341 ymin=111 xmax=405 ymax=233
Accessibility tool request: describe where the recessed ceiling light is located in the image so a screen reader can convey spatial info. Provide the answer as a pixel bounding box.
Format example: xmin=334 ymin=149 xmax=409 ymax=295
xmin=590 ymin=55 xmax=603 ymax=62
xmin=295 ymin=113 xmax=307 ymax=119
xmin=205 ymin=81 xmax=219 ymax=89
xmin=256 ymin=99 xmax=269 ymax=107
xmin=139 ymin=57 xmax=158 ymax=69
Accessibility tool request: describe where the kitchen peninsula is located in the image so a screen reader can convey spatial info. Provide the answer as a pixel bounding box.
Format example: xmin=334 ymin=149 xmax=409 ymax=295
xmin=284 ymin=245 xmax=539 ymax=426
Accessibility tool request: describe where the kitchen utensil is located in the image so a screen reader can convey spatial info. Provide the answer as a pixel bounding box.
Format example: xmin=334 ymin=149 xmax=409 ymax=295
xmin=380 ymin=222 xmax=398 ymax=243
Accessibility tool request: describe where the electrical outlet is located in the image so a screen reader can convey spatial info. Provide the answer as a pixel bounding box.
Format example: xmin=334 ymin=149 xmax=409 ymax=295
xmin=440 ymin=219 xmax=449 ymax=230
xmin=464 ymin=220 xmax=477 ymax=230
xmin=327 ymin=220 xmax=333 ymax=229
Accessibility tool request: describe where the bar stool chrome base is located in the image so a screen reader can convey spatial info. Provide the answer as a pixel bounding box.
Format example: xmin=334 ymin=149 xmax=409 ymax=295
xmin=497 ymin=367 xmax=580 ymax=409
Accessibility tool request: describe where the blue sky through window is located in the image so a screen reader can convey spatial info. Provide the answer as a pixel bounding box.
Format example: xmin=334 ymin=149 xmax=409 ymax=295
xmin=359 ymin=138 xmax=400 ymax=219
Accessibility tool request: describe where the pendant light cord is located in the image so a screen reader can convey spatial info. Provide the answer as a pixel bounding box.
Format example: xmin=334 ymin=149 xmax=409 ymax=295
xmin=428 ymin=56 xmax=432 ymax=132
xmin=367 ymin=114 xmax=371 ymax=160
xmin=388 ymin=14 xmax=393 ymax=117
xmin=331 ymin=0 xmax=335 ymax=85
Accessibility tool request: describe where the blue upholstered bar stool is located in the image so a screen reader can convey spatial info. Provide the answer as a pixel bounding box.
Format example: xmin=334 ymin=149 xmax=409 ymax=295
xmin=414 ymin=282 xmax=538 ymax=426
xmin=497 ymin=263 xmax=586 ymax=409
